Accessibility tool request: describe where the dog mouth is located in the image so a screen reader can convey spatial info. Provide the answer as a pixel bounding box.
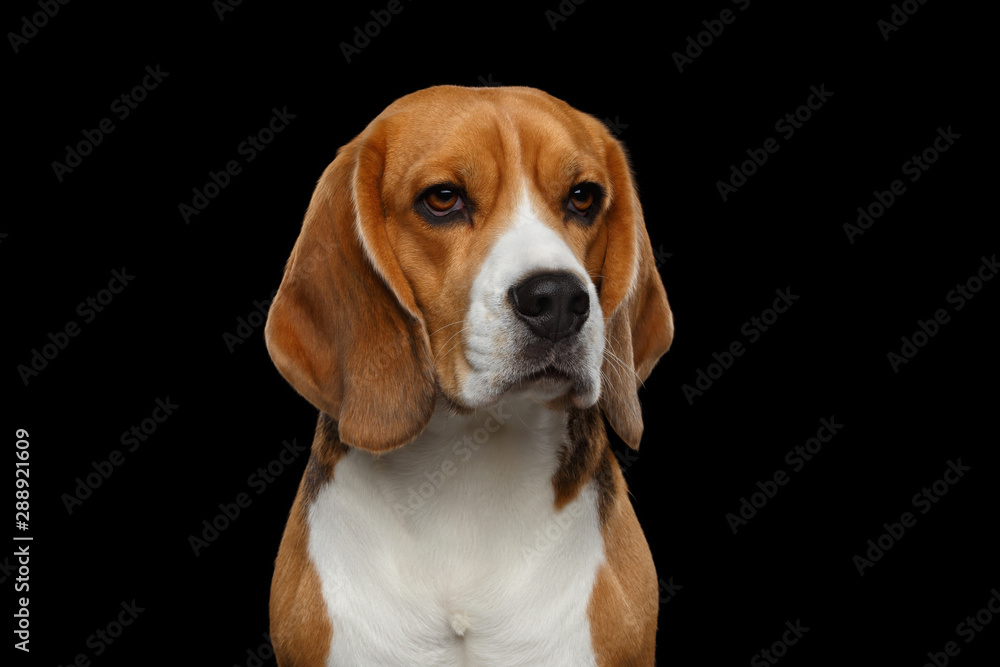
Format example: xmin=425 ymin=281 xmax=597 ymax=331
xmin=519 ymin=365 xmax=572 ymax=387
xmin=455 ymin=318 xmax=603 ymax=410
xmin=499 ymin=361 xmax=598 ymax=405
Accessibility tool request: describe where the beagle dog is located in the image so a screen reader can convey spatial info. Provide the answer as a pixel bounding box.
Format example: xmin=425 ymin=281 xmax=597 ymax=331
xmin=264 ymin=85 xmax=673 ymax=666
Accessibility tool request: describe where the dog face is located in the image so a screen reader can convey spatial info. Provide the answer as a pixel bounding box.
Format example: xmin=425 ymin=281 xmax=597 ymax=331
xmin=376 ymin=88 xmax=617 ymax=412
xmin=265 ymin=86 xmax=673 ymax=452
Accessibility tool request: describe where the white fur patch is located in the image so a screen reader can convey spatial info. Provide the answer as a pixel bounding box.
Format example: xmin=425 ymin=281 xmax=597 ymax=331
xmin=460 ymin=192 xmax=605 ymax=409
xmin=307 ymin=398 xmax=603 ymax=666
xmin=450 ymin=612 xmax=471 ymax=637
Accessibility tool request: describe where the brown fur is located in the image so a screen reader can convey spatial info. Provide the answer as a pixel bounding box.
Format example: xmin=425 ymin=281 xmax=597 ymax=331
xmin=588 ymin=446 xmax=659 ymax=666
xmin=264 ymin=127 xmax=437 ymax=453
xmin=553 ymin=407 xmax=612 ymax=520
xmin=264 ymin=86 xmax=673 ymax=665
xmin=269 ymin=414 xmax=345 ymax=665
xmin=266 ymin=86 xmax=671 ymax=454
xmin=594 ymin=129 xmax=674 ymax=451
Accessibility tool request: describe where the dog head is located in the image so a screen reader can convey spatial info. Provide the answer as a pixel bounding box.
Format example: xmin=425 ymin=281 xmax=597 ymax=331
xmin=265 ymin=86 xmax=673 ymax=452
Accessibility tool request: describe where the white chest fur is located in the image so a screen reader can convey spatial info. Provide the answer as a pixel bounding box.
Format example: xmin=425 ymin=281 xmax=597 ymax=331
xmin=306 ymin=398 xmax=605 ymax=666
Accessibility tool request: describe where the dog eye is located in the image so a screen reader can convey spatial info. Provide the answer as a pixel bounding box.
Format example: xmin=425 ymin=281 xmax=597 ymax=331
xmin=423 ymin=187 xmax=464 ymax=216
xmin=567 ymin=183 xmax=601 ymax=217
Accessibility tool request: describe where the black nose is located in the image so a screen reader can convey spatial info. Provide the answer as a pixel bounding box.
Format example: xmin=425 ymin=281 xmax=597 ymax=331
xmin=509 ymin=272 xmax=590 ymax=342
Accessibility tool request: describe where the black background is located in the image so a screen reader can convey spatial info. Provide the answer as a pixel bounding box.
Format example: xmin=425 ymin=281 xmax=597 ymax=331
xmin=6 ymin=0 xmax=996 ymax=665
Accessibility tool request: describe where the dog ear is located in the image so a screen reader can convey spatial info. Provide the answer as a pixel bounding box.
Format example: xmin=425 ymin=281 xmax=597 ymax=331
xmin=265 ymin=121 xmax=436 ymax=452
xmin=597 ymin=133 xmax=674 ymax=450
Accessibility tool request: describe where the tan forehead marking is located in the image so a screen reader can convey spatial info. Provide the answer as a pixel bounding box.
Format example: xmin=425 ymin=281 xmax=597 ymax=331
xmin=381 ymin=87 xmax=610 ymax=282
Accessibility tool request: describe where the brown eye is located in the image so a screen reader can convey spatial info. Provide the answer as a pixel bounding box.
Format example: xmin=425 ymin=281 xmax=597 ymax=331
xmin=424 ymin=187 xmax=463 ymax=216
xmin=569 ymin=189 xmax=593 ymax=212
xmin=567 ymin=183 xmax=600 ymax=216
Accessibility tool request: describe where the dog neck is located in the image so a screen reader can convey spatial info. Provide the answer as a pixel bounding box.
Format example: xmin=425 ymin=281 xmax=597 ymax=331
xmin=300 ymin=395 xmax=618 ymax=665
xmin=366 ymin=396 xmax=570 ymax=521
xmin=309 ymin=394 xmax=613 ymax=526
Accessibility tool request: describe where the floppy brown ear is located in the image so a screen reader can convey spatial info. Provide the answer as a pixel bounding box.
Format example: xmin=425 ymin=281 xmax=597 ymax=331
xmin=264 ymin=122 xmax=436 ymax=452
xmin=598 ymin=135 xmax=674 ymax=450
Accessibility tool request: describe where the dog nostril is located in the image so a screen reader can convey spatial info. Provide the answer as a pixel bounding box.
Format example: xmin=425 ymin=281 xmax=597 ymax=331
xmin=531 ymin=296 xmax=551 ymax=317
xmin=510 ymin=272 xmax=590 ymax=341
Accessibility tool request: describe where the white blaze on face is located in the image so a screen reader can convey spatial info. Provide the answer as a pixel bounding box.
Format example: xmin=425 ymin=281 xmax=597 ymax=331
xmin=460 ymin=191 xmax=605 ymax=409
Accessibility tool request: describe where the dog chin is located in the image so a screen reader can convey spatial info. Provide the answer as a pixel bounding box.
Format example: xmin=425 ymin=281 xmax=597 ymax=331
xmin=457 ymin=367 xmax=599 ymax=412
xmin=569 ymin=380 xmax=600 ymax=409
